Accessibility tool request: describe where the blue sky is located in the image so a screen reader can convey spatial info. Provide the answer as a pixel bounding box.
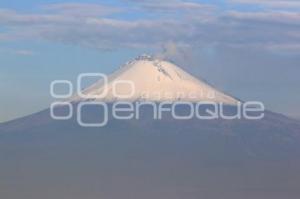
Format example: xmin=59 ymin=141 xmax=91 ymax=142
xmin=1 ymin=0 xmax=300 ymax=122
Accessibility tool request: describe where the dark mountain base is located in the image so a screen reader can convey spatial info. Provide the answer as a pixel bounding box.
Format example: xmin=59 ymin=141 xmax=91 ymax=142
xmin=0 ymin=104 xmax=300 ymax=199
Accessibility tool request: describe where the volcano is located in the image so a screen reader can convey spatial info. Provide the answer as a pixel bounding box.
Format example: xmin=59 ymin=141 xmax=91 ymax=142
xmin=1 ymin=55 xmax=300 ymax=199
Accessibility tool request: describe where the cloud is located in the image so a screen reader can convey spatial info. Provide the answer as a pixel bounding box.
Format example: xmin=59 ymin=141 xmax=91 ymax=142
xmin=42 ymin=3 xmax=122 ymax=17
xmin=155 ymin=41 xmax=191 ymax=63
xmin=15 ymin=50 xmax=35 ymax=56
xmin=225 ymin=10 xmax=300 ymax=25
xmin=124 ymin=0 xmax=215 ymax=12
xmin=0 ymin=48 xmax=35 ymax=56
xmin=229 ymin=0 xmax=300 ymax=9
xmin=0 ymin=2 xmax=299 ymax=54
xmin=157 ymin=41 xmax=181 ymax=59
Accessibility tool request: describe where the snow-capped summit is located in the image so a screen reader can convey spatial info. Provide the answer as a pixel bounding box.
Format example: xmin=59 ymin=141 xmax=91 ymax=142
xmin=73 ymin=55 xmax=239 ymax=104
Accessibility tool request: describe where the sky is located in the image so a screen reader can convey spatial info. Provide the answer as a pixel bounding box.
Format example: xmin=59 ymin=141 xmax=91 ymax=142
xmin=0 ymin=0 xmax=300 ymax=122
